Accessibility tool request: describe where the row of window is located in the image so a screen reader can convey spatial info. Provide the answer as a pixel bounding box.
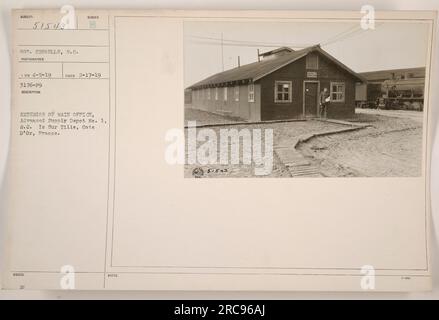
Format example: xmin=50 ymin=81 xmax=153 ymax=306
xmin=273 ymin=80 xmax=346 ymax=103
xmin=194 ymin=81 xmax=345 ymax=103
xmin=194 ymin=84 xmax=255 ymax=102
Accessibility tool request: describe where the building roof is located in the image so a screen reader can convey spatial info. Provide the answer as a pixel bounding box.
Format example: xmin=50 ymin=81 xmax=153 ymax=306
xmin=359 ymin=67 xmax=425 ymax=82
xmin=259 ymin=46 xmax=295 ymax=57
xmin=188 ymin=45 xmax=365 ymax=89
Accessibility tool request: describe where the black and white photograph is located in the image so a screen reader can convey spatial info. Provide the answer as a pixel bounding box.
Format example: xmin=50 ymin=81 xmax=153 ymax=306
xmin=184 ymin=20 xmax=429 ymax=178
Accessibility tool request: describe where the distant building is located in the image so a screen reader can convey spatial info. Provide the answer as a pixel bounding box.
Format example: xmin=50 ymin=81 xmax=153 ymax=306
xmin=187 ymin=45 xmax=365 ymax=121
xmin=355 ymin=67 xmax=426 ymax=109
xmin=359 ymin=67 xmax=425 ymax=84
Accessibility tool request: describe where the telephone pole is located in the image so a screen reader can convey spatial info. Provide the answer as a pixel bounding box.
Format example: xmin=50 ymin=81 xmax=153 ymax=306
xmin=221 ymin=32 xmax=224 ymax=71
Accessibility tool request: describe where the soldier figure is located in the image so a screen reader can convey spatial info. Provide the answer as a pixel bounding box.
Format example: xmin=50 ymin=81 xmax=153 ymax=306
xmin=319 ymin=87 xmax=330 ymax=118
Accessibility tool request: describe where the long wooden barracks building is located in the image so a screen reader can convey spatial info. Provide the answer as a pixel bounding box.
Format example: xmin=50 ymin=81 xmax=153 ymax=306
xmin=187 ymin=45 xmax=365 ymax=121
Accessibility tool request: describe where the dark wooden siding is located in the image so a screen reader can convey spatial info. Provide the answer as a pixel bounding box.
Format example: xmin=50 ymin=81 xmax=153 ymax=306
xmin=259 ymin=52 xmax=358 ymax=120
xmin=258 ymin=59 xmax=305 ymax=121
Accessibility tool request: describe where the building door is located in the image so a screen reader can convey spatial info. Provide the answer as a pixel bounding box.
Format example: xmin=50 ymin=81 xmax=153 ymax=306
xmin=304 ymin=81 xmax=319 ymax=117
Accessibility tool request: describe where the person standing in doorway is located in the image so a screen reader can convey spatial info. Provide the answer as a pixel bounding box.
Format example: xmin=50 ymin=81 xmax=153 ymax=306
xmin=319 ymin=87 xmax=330 ymax=118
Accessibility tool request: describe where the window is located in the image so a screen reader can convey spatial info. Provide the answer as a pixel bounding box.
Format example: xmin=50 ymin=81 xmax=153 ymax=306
xmin=248 ymin=84 xmax=255 ymax=102
xmin=330 ymin=82 xmax=345 ymax=102
xmin=201 ymin=89 xmax=204 ymax=99
xmin=274 ymin=81 xmax=292 ymax=103
xmin=223 ymin=87 xmax=228 ymax=101
xmin=207 ymin=88 xmax=211 ymax=100
xmin=215 ymin=87 xmax=218 ymax=100
xmin=234 ymin=85 xmax=240 ymax=101
xmin=306 ymin=54 xmax=319 ymax=70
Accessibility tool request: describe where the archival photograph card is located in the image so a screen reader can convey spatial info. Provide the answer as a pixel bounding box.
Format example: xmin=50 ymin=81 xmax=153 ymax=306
xmin=1 ymin=9 xmax=436 ymax=291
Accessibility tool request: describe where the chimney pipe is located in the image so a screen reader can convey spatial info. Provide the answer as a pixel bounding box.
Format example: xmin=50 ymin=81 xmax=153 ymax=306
xmin=257 ymin=49 xmax=260 ymax=62
xmin=238 ymin=56 xmax=240 ymax=67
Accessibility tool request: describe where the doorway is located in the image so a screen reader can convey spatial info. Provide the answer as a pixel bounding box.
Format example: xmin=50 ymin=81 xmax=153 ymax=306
xmin=303 ymin=81 xmax=319 ymax=118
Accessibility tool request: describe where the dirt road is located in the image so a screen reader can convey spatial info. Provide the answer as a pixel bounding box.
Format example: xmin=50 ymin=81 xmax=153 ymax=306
xmin=356 ymin=108 xmax=423 ymax=123
xmin=298 ymin=112 xmax=423 ymax=177
xmin=184 ymin=109 xmax=423 ymax=178
xmin=183 ymin=115 xmax=347 ymax=178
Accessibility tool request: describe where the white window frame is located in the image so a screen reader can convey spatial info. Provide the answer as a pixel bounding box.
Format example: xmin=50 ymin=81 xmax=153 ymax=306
xmin=274 ymin=80 xmax=292 ymax=103
xmin=234 ymin=85 xmax=240 ymax=101
xmin=330 ymin=81 xmax=345 ymax=102
xmin=306 ymin=54 xmax=319 ymax=70
xmin=248 ymin=83 xmax=255 ymax=102
xmin=207 ymin=88 xmax=211 ymax=100
xmin=215 ymin=87 xmax=218 ymax=100
xmin=223 ymin=87 xmax=228 ymax=101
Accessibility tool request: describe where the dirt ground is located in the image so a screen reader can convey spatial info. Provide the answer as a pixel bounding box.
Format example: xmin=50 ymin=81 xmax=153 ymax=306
xmin=185 ymin=108 xmax=244 ymax=126
xmin=184 ymin=109 xmax=423 ymax=178
xmin=185 ymin=110 xmax=347 ymax=178
xmin=297 ymin=113 xmax=423 ymax=177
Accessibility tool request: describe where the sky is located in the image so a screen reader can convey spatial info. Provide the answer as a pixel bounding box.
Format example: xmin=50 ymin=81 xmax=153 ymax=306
xmin=184 ymin=20 xmax=431 ymax=87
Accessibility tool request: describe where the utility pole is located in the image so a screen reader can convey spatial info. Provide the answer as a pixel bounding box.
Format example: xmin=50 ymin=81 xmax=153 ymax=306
xmin=221 ymin=32 xmax=224 ymax=71
xmin=238 ymin=56 xmax=240 ymax=67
